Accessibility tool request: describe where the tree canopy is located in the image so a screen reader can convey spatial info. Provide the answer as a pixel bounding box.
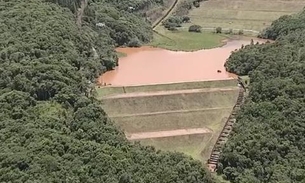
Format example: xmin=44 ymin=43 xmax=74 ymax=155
xmin=219 ymin=8 xmax=305 ymax=183
xmin=0 ymin=0 xmax=213 ymax=182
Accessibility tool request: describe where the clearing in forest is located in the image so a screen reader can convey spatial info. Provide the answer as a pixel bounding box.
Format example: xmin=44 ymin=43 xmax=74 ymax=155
xmin=149 ymin=28 xmax=227 ymax=51
xmin=187 ymin=0 xmax=305 ymax=31
xmin=149 ymin=0 xmax=305 ymax=51
xmin=98 ymin=79 xmax=239 ymax=161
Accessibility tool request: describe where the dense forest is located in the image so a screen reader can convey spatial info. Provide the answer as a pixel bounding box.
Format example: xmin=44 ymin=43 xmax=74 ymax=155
xmin=48 ymin=0 xmax=162 ymax=47
xmin=219 ymin=9 xmax=305 ymax=183
xmin=0 ymin=0 xmax=213 ymax=182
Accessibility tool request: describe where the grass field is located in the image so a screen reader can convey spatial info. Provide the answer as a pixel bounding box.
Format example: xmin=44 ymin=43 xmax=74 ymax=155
xmin=149 ymin=27 xmax=227 ymax=51
xmin=137 ymin=133 xmax=213 ymax=161
xmin=102 ymin=88 xmax=239 ymax=116
xmin=112 ymin=108 xmax=232 ymax=133
xmin=187 ymin=0 xmax=305 ymax=31
xmin=97 ymin=79 xmax=238 ymax=98
xmin=147 ymin=0 xmax=305 ymax=51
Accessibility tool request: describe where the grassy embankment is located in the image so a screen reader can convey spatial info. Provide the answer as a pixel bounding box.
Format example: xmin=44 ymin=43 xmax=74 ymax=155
xmin=140 ymin=134 xmax=213 ymax=160
xmin=96 ymin=79 xmax=238 ymax=97
xmin=98 ymin=79 xmax=239 ymax=162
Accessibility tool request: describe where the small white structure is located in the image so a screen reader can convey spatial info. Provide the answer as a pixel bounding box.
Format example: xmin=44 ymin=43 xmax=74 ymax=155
xmin=96 ymin=23 xmax=105 ymax=27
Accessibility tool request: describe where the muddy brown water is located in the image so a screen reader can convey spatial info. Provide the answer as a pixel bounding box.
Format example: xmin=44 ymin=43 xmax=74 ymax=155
xmin=99 ymin=39 xmax=266 ymax=86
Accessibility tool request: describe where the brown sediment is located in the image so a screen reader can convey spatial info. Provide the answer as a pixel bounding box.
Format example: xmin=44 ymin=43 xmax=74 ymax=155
xmin=126 ymin=128 xmax=212 ymax=140
xmin=99 ymin=39 xmax=266 ymax=86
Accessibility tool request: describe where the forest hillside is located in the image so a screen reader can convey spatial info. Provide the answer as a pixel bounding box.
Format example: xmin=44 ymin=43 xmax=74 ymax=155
xmin=219 ymin=9 xmax=305 ymax=183
xmin=0 ymin=0 xmax=213 ymax=182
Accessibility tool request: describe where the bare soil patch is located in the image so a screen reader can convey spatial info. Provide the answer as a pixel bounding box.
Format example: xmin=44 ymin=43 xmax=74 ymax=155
xmin=127 ymin=128 xmax=212 ymax=140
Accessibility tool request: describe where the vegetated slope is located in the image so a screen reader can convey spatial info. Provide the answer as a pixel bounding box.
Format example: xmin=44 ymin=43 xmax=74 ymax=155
xmin=102 ymin=88 xmax=238 ymax=115
xmin=84 ymin=0 xmax=153 ymax=47
xmin=138 ymin=133 xmax=213 ymax=160
xmin=97 ymin=79 xmax=238 ymax=97
xmin=100 ymin=81 xmax=239 ymax=162
xmin=110 ymin=107 xmax=232 ymax=133
xmin=47 ymin=0 xmax=163 ymax=47
xmin=218 ymin=10 xmax=305 ymax=183
xmin=0 ymin=1 xmax=214 ymax=182
xmin=161 ymin=0 xmax=199 ymax=30
xmin=103 ymin=0 xmax=175 ymax=25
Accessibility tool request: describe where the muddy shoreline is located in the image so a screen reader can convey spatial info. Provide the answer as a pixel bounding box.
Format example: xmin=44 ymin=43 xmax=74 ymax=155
xmin=99 ymin=37 xmax=268 ymax=86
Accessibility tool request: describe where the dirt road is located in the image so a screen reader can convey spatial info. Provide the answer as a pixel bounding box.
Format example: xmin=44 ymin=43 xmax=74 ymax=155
xmin=152 ymin=0 xmax=179 ymax=29
xmin=76 ymin=0 xmax=88 ymax=28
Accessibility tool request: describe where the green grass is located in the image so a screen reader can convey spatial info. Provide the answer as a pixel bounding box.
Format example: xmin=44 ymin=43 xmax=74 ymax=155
xmin=149 ymin=28 xmax=228 ymax=51
xmin=113 ymin=108 xmax=230 ymax=160
xmin=34 ymin=102 xmax=64 ymax=118
xmin=102 ymin=89 xmax=239 ymax=116
xmin=188 ymin=0 xmax=305 ymax=31
xmin=96 ymin=79 xmax=238 ymax=98
xmin=137 ymin=133 xmax=213 ymax=161
xmin=212 ymin=174 xmax=231 ymax=183
xmin=112 ymin=108 xmax=232 ymax=133
xmin=96 ymin=86 xmax=125 ymax=97
xmin=117 ymin=51 xmax=127 ymax=58
xmin=240 ymin=75 xmax=250 ymax=87
xmin=102 ymin=87 xmax=238 ymax=162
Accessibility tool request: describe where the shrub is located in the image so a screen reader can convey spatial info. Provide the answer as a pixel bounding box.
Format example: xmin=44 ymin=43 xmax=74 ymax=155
xmin=163 ymin=16 xmax=183 ymax=30
xmin=193 ymin=1 xmax=200 ymax=8
xmin=189 ymin=24 xmax=202 ymax=33
xmin=168 ymin=26 xmax=178 ymax=31
xmin=128 ymin=38 xmax=141 ymax=47
xmin=164 ymin=22 xmax=180 ymax=30
xmin=216 ymin=27 xmax=222 ymax=33
xmin=182 ymin=16 xmax=190 ymax=23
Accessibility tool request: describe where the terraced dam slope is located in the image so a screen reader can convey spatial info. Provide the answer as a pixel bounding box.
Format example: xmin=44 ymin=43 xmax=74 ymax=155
xmin=98 ymin=79 xmax=239 ymax=161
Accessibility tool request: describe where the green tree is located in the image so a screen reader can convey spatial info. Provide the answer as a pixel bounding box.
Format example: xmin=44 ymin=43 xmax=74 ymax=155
xmin=216 ymin=27 xmax=222 ymax=33
xmin=188 ymin=25 xmax=202 ymax=33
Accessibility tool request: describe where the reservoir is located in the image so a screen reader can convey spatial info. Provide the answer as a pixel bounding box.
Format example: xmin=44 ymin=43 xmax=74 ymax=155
xmin=99 ymin=38 xmax=265 ymax=86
